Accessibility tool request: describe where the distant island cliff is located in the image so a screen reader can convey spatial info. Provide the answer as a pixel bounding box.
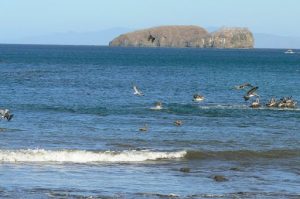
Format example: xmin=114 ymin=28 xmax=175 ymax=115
xmin=109 ymin=25 xmax=254 ymax=48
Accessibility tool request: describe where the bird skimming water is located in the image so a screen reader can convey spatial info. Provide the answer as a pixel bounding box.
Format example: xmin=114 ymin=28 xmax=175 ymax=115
xmin=133 ymin=85 xmax=144 ymax=96
xmin=244 ymin=86 xmax=259 ymax=101
xmin=234 ymin=82 xmax=253 ymax=90
xmin=0 ymin=109 xmax=14 ymax=121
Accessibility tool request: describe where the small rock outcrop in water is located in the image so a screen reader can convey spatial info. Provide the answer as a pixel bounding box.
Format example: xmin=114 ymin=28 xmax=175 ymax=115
xmin=109 ymin=25 xmax=254 ymax=48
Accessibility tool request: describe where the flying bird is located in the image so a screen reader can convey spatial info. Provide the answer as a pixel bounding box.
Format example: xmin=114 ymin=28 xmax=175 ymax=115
xmin=235 ymin=82 xmax=253 ymax=90
xmin=0 ymin=109 xmax=14 ymax=121
xmin=243 ymin=86 xmax=259 ymax=101
xmin=133 ymin=85 xmax=144 ymax=96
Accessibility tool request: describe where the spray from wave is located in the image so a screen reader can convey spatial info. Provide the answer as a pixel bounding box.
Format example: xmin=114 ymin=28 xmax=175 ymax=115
xmin=0 ymin=149 xmax=186 ymax=163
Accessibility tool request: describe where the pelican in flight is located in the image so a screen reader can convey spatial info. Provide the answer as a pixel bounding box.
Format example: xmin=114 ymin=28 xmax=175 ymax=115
xmin=0 ymin=109 xmax=13 ymax=121
xmin=193 ymin=94 xmax=205 ymax=102
xmin=244 ymin=86 xmax=259 ymax=101
xmin=235 ymin=82 xmax=253 ymax=90
xmin=133 ymin=85 xmax=144 ymax=96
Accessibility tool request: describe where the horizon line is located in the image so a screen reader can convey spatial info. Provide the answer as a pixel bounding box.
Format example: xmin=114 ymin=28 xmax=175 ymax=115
xmin=0 ymin=43 xmax=298 ymax=50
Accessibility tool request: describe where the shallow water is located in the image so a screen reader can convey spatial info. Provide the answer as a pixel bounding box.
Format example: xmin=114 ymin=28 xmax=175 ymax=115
xmin=0 ymin=45 xmax=299 ymax=198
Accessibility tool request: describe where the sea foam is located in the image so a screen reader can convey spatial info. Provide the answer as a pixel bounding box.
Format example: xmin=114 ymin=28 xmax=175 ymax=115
xmin=0 ymin=149 xmax=186 ymax=163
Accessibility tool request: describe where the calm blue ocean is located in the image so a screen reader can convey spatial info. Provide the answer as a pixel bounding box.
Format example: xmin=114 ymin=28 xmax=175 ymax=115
xmin=0 ymin=44 xmax=299 ymax=198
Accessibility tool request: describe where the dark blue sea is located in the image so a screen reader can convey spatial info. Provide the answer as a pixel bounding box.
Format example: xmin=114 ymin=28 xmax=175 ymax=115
xmin=0 ymin=44 xmax=299 ymax=198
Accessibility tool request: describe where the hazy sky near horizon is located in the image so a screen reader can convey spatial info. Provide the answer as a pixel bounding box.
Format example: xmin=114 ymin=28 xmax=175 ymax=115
xmin=1 ymin=0 xmax=300 ymax=43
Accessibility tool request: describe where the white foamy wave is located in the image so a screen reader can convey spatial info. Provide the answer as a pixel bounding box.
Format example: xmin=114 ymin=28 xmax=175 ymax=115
xmin=0 ymin=149 xmax=186 ymax=163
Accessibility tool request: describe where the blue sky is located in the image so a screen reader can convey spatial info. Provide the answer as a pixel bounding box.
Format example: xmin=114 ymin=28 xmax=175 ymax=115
xmin=1 ymin=0 xmax=300 ymax=45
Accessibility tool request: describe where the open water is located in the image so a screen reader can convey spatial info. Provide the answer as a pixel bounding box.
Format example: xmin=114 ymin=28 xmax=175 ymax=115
xmin=0 ymin=44 xmax=299 ymax=198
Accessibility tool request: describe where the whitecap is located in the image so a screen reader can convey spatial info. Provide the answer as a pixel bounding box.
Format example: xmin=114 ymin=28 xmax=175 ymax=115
xmin=0 ymin=149 xmax=186 ymax=163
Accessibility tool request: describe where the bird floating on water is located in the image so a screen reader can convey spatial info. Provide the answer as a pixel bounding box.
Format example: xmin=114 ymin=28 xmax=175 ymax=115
xmin=139 ymin=124 xmax=148 ymax=132
xmin=150 ymin=101 xmax=163 ymax=110
xmin=277 ymin=96 xmax=297 ymax=108
xmin=174 ymin=120 xmax=183 ymax=126
xmin=193 ymin=94 xmax=205 ymax=102
xmin=266 ymin=97 xmax=278 ymax=107
xmin=0 ymin=109 xmax=14 ymax=121
xmin=133 ymin=85 xmax=144 ymax=96
xmin=250 ymin=98 xmax=261 ymax=108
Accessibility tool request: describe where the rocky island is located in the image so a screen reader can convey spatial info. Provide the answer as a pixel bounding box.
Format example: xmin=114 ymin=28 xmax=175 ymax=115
xmin=109 ymin=25 xmax=254 ymax=48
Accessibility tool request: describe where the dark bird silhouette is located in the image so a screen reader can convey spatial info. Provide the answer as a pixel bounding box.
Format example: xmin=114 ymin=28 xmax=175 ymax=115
xmin=234 ymin=82 xmax=253 ymax=90
xmin=244 ymin=86 xmax=259 ymax=101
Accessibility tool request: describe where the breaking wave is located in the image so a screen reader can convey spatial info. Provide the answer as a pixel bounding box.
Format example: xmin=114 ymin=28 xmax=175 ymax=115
xmin=0 ymin=149 xmax=186 ymax=163
xmin=1 ymin=148 xmax=297 ymax=164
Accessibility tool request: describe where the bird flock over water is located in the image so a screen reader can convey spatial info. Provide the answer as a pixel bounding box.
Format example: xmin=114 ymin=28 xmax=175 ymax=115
xmin=234 ymin=82 xmax=297 ymax=108
xmin=0 ymin=83 xmax=297 ymax=126
xmin=133 ymin=83 xmax=298 ymax=131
